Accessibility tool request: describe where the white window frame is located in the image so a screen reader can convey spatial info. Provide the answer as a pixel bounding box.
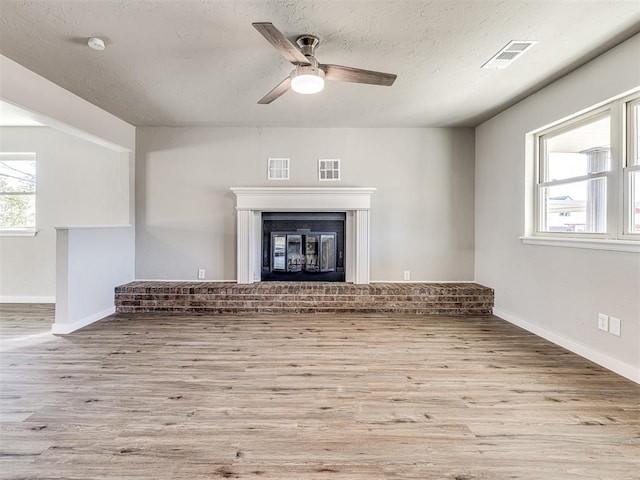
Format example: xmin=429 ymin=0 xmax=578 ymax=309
xmin=623 ymin=97 xmax=640 ymax=237
xmin=524 ymin=90 xmax=640 ymax=251
xmin=0 ymin=152 xmax=37 ymax=236
xmin=267 ymin=157 xmax=290 ymax=181
xmin=318 ymin=158 xmax=341 ymax=182
xmin=534 ymin=106 xmax=613 ymax=239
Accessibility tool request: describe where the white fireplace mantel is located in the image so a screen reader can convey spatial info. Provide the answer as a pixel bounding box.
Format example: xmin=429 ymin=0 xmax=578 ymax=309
xmin=231 ymin=187 xmax=376 ymax=284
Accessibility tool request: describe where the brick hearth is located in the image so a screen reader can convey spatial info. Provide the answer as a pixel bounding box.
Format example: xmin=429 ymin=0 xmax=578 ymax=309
xmin=115 ymin=282 xmax=494 ymax=315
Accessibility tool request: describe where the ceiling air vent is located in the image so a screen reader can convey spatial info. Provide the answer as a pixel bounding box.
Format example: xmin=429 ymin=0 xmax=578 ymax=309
xmin=481 ymin=40 xmax=537 ymax=69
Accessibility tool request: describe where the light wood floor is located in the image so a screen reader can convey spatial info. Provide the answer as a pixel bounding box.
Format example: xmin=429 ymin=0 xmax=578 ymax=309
xmin=1 ymin=304 xmax=639 ymax=480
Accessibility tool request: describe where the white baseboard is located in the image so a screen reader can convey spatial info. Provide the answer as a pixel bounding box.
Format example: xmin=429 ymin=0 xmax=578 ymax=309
xmin=51 ymin=306 xmax=115 ymax=335
xmin=1 ymin=296 xmax=56 ymax=303
xmin=370 ymin=280 xmax=477 ymax=284
xmin=494 ymin=307 xmax=639 ymax=384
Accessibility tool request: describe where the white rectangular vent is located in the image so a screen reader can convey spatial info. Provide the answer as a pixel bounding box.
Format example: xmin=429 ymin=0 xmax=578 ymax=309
xmin=318 ymin=158 xmax=341 ymax=181
xmin=481 ymin=40 xmax=537 ymax=69
xmin=267 ymin=157 xmax=290 ymax=180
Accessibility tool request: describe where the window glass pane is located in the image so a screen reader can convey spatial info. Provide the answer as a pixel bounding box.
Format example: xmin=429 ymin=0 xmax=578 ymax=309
xmin=0 ymin=160 xmax=36 ymax=193
xmin=543 ymin=116 xmax=610 ymax=181
xmin=0 ymin=194 xmax=35 ymax=228
xmin=540 ymin=178 xmax=606 ymax=233
xmin=632 ymin=103 xmax=640 ymax=167
xmin=631 ymin=171 xmax=640 ymax=234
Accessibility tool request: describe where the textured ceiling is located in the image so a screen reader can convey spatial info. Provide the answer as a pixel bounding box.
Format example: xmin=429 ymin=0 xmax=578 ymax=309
xmin=0 ymin=0 xmax=639 ymax=128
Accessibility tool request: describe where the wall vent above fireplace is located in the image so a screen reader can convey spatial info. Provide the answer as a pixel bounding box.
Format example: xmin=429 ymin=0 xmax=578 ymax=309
xmin=319 ymin=158 xmax=341 ymax=181
xmin=267 ymin=157 xmax=290 ymax=180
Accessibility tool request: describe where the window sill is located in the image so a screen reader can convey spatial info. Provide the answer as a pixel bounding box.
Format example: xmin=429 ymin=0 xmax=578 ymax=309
xmin=520 ymin=236 xmax=640 ymax=253
xmin=0 ymin=229 xmax=37 ymax=237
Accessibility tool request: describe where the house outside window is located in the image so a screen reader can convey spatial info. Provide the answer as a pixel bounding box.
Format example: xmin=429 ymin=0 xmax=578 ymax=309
xmin=0 ymin=152 xmax=36 ymax=233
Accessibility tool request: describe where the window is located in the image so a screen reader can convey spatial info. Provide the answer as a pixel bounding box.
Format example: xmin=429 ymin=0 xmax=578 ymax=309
xmin=318 ymin=158 xmax=340 ymax=181
xmin=532 ymin=91 xmax=640 ymax=243
xmin=626 ymin=98 xmax=640 ymax=234
xmin=0 ymin=152 xmax=36 ymax=233
xmin=267 ymin=157 xmax=289 ymax=180
xmin=537 ymin=113 xmax=610 ymax=234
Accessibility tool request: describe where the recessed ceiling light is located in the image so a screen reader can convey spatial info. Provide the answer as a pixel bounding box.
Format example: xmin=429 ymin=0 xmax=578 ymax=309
xmin=482 ymin=40 xmax=537 ymax=69
xmin=87 ymin=37 xmax=105 ymax=51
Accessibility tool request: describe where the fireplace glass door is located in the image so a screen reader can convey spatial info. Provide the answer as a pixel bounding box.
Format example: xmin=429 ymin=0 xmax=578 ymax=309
xmin=270 ymin=232 xmax=336 ymax=274
xmin=272 ymin=234 xmax=286 ymax=271
xmin=320 ymin=234 xmax=336 ymax=272
xmin=286 ymin=234 xmax=302 ymax=272
xmin=305 ymin=235 xmax=319 ymax=272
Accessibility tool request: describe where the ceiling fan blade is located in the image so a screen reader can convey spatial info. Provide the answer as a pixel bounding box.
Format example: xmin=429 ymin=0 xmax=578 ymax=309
xmin=321 ymin=64 xmax=397 ymax=86
xmin=252 ymin=22 xmax=310 ymax=65
xmin=258 ymin=76 xmax=291 ymax=104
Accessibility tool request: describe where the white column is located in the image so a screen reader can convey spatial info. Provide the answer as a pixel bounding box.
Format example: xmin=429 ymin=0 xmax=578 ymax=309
xmin=354 ymin=209 xmax=370 ymax=284
xmin=236 ymin=209 xmax=252 ymax=284
xmin=345 ymin=211 xmax=355 ymax=283
xmin=250 ymin=211 xmax=262 ymax=282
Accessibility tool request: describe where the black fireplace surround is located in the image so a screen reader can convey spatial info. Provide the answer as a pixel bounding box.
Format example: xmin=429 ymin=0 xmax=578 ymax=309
xmin=261 ymin=212 xmax=346 ymax=282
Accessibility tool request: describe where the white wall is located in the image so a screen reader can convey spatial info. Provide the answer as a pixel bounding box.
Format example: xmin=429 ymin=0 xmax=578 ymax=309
xmin=475 ymin=34 xmax=640 ymax=382
xmin=136 ymin=127 xmax=475 ymax=282
xmin=53 ymin=226 xmax=135 ymax=334
xmin=0 ymin=55 xmax=134 ymax=152
xmin=0 ymin=127 xmax=130 ymax=301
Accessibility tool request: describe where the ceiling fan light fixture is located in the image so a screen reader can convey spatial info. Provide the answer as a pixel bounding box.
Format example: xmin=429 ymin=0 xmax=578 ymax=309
xmin=290 ymin=65 xmax=325 ymax=94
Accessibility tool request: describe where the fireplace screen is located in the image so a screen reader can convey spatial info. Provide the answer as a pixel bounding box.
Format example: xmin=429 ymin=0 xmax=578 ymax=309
xmin=262 ymin=212 xmax=345 ymax=282
xmin=271 ymin=232 xmax=336 ymax=273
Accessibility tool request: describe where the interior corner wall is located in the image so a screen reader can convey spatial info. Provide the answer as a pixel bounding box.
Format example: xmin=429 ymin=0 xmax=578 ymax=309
xmin=0 ymin=127 xmax=130 ymax=301
xmin=135 ymin=127 xmax=475 ymax=282
xmin=0 ymin=54 xmax=135 ymax=152
xmin=475 ymin=34 xmax=640 ymax=381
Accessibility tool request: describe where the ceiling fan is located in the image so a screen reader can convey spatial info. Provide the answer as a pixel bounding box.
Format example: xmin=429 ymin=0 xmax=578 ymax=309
xmin=252 ymin=22 xmax=397 ymax=104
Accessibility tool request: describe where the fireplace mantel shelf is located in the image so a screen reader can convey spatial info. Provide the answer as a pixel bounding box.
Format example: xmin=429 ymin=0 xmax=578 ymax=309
xmin=231 ymin=187 xmax=376 ymax=284
xmin=231 ymin=187 xmax=376 ymax=211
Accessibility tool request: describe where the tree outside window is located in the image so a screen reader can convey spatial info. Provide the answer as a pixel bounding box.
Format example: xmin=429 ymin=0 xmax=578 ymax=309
xmin=0 ymin=154 xmax=36 ymax=230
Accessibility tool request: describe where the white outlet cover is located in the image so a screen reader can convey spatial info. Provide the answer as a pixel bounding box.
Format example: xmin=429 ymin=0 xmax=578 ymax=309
xmin=597 ymin=313 xmax=609 ymax=332
xmin=609 ymin=317 xmax=621 ymax=336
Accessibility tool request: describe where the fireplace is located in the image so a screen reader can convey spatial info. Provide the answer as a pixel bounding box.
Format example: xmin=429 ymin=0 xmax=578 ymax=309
xmin=261 ymin=212 xmax=345 ymax=281
xmin=231 ymin=187 xmax=375 ymax=284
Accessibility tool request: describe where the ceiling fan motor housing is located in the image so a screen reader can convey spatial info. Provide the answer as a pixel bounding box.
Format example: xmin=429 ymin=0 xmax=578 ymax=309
xmin=296 ymin=35 xmax=320 ymax=59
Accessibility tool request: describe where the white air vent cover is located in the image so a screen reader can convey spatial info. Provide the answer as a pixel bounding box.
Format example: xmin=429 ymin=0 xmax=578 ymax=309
xmin=481 ymin=40 xmax=537 ymax=69
xmin=267 ymin=157 xmax=290 ymax=180
xmin=318 ymin=158 xmax=341 ymax=181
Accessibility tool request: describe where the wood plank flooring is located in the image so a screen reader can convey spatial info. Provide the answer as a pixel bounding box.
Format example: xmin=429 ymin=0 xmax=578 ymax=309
xmin=1 ymin=304 xmax=639 ymax=479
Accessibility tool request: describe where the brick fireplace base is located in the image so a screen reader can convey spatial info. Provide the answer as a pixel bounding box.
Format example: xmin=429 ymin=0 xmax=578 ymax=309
xmin=115 ymin=282 xmax=494 ymax=316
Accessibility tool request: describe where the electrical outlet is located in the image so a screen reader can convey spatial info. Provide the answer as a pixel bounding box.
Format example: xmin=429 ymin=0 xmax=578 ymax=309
xmin=403 ymin=271 xmax=411 ymax=281
xmin=609 ymin=316 xmax=621 ymax=336
xmin=198 ymin=269 xmax=205 ymax=279
xmin=597 ymin=313 xmax=609 ymax=332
